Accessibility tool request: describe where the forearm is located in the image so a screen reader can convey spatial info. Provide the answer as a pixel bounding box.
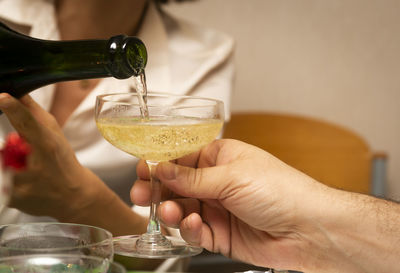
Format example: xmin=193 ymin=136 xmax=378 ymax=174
xmin=57 ymin=168 xmax=148 ymax=236
xmin=312 ymin=187 xmax=400 ymax=273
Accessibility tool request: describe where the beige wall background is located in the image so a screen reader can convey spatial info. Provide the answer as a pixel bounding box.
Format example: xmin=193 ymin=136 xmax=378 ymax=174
xmin=165 ymin=0 xmax=400 ymax=200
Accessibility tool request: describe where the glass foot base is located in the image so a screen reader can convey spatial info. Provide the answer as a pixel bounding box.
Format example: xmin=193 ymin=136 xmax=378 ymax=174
xmin=113 ymin=235 xmax=203 ymax=259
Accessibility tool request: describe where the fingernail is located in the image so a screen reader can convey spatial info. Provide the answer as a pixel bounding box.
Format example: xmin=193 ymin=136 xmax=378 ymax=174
xmin=183 ymin=216 xmax=192 ymax=230
xmin=159 ymin=162 xmax=177 ymax=180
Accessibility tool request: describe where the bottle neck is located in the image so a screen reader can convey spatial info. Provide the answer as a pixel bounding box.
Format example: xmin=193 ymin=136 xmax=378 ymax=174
xmin=1 ymin=38 xmax=114 ymax=97
xmin=0 ymin=23 xmax=147 ymax=97
xmin=44 ymin=39 xmax=112 ymax=79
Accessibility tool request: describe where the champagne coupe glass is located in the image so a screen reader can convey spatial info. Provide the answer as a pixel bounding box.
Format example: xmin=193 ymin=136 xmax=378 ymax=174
xmin=0 ymin=223 xmax=114 ymax=260
xmin=95 ymin=92 xmax=224 ymax=258
xmin=0 ymin=254 xmax=126 ymax=273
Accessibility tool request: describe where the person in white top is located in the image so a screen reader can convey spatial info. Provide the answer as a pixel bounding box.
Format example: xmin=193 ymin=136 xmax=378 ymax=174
xmin=0 ymin=0 xmax=233 ymax=270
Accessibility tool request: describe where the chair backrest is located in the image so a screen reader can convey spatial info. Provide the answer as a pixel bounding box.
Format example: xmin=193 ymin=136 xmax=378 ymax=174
xmin=223 ymin=112 xmax=372 ymax=194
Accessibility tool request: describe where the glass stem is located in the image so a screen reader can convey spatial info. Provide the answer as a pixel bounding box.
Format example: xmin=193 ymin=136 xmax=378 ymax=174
xmin=136 ymin=160 xmax=171 ymax=251
xmin=146 ymin=160 xmax=162 ymax=235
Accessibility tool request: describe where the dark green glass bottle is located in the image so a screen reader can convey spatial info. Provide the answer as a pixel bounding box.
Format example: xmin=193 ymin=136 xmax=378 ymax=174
xmin=0 ymin=22 xmax=147 ymax=98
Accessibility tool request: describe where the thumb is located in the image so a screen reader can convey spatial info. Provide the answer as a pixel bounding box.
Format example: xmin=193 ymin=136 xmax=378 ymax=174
xmin=156 ymin=161 xmax=231 ymax=200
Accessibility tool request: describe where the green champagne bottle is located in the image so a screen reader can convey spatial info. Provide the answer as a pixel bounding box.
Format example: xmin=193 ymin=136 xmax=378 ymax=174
xmin=0 ymin=22 xmax=147 ymax=98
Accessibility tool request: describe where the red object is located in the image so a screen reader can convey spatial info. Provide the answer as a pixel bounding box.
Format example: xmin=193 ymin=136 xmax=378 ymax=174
xmin=1 ymin=132 xmax=31 ymax=170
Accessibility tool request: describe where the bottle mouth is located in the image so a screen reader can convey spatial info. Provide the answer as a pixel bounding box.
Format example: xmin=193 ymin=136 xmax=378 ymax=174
xmin=123 ymin=36 xmax=147 ymax=77
xmin=107 ymin=35 xmax=148 ymax=78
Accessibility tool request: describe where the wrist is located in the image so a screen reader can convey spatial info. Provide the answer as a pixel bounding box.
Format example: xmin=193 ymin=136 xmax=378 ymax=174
xmin=56 ymin=167 xmax=109 ymax=222
xmin=287 ymin=180 xmax=351 ymax=272
xmin=308 ymin=187 xmax=400 ymax=273
xmin=58 ymin=167 xmax=148 ymax=236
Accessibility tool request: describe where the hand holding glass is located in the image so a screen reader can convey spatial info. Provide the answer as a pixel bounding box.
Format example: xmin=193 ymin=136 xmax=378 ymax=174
xmin=95 ymin=92 xmax=224 ymax=258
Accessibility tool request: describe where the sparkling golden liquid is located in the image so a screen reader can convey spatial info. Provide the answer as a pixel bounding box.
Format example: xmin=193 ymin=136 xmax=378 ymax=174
xmin=96 ymin=116 xmax=223 ymax=162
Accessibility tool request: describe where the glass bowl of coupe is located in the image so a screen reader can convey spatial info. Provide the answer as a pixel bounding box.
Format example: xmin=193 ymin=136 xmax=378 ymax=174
xmin=0 ymin=222 xmax=114 ymax=260
xmin=0 ymin=254 xmax=127 ymax=273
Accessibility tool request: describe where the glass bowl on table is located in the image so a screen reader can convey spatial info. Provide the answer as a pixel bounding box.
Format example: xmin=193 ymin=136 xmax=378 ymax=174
xmin=0 ymin=254 xmax=126 ymax=273
xmin=95 ymin=92 xmax=224 ymax=259
xmin=0 ymin=222 xmax=114 ymax=260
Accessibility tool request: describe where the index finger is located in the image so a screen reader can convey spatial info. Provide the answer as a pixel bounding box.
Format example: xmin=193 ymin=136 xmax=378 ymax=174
xmin=0 ymin=93 xmax=44 ymax=144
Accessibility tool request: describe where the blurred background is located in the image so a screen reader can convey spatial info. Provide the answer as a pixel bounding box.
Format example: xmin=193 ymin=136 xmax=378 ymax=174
xmin=165 ymin=0 xmax=400 ymax=201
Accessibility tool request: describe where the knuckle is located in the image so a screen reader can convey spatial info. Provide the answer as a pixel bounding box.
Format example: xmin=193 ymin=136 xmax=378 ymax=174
xmin=187 ymin=168 xmax=203 ymax=196
xmin=46 ymin=114 xmax=60 ymax=129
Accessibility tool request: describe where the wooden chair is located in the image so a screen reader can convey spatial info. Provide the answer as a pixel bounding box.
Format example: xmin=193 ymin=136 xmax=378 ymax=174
xmin=223 ymin=112 xmax=386 ymax=194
